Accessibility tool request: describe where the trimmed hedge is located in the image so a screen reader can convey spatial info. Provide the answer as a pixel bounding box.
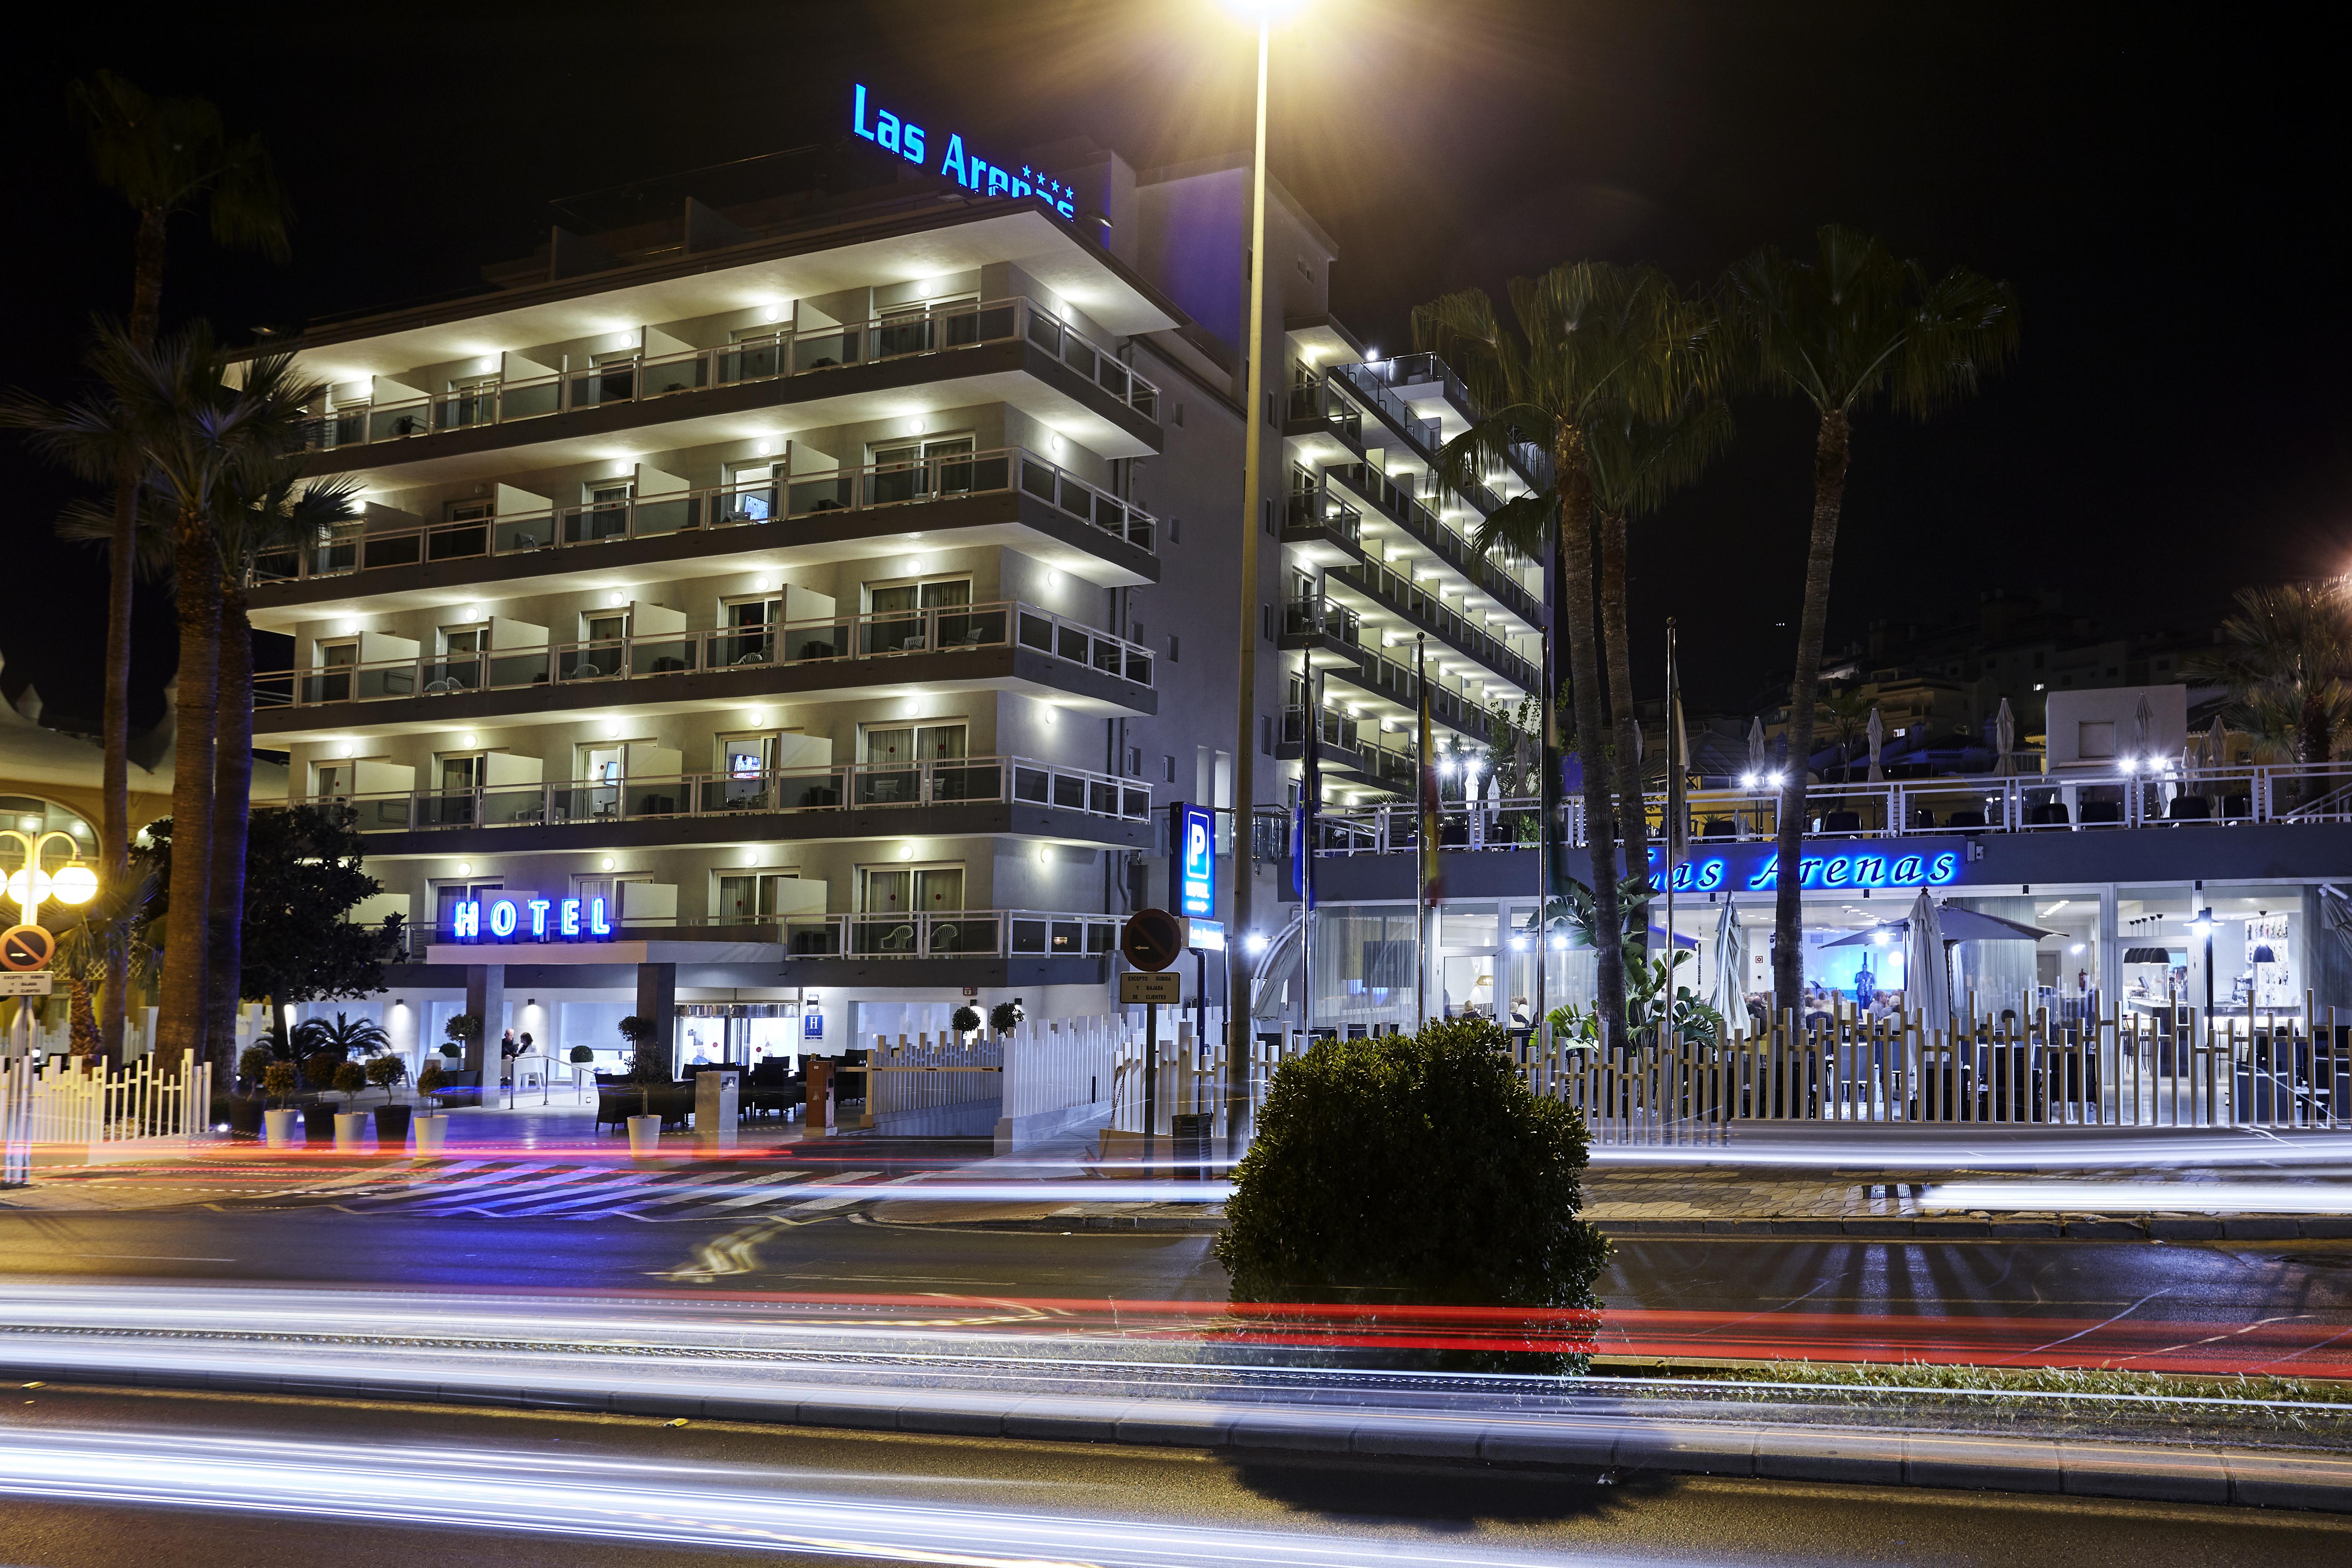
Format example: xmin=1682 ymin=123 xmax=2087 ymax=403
xmin=1214 ymin=1016 xmax=1610 ymax=1372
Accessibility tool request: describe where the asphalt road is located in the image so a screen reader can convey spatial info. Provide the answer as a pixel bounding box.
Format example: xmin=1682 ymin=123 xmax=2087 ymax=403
xmin=2 ymin=1203 xmax=2348 ymax=1367
xmin=1 ymin=1384 xmax=2345 ymax=1568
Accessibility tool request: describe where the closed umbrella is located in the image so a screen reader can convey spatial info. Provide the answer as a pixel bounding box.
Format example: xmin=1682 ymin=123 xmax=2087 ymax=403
xmin=2204 ymin=715 xmax=2229 ymax=810
xmin=1995 ymin=697 xmax=2016 ymax=777
xmin=1867 ymin=706 xmax=1884 ymax=783
xmin=1747 ymin=716 xmax=1767 ymax=780
xmin=2132 ymin=693 xmax=2154 ymax=763
xmin=1902 ymin=889 xmax=1953 ymax=1038
xmin=1484 ymin=771 xmax=1502 ymax=839
xmin=1709 ymin=898 xmax=1747 ymax=1034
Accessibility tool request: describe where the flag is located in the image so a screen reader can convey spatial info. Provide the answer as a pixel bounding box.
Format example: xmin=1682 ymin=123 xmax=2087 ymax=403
xmin=1293 ymin=659 xmax=1320 ymax=910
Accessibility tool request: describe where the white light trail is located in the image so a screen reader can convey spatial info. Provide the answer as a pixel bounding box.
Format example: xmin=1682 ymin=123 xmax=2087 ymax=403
xmin=1924 ymin=1181 xmax=2352 ymax=1215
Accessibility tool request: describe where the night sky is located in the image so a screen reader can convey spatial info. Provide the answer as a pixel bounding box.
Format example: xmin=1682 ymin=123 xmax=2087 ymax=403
xmin=4 ymin=0 xmax=2344 ymax=725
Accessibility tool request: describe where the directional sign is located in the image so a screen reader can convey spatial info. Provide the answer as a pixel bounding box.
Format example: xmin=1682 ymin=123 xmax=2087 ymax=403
xmin=1119 ymin=908 xmax=1186 ymax=973
xmin=0 ymin=925 xmax=54 ymax=972
xmin=1119 ymin=970 xmax=1181 ymax=1005
xmin=0 ymin=972 xmax=53 ymax=996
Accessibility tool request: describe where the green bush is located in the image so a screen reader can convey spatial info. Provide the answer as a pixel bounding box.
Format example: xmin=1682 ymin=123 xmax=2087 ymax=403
xmin=260 ymin=1061 xmax=297 ymax=1106
xmin=235 ymin=1044 xmax=276 ymax=1082
xmin=988 ymin=999 xmax=1024 ymax=1034
xmin=416 ymin=1061 xmax=447 ymax=1097
xmin=364 ymin=1056 xmax=406 ymax=1090
xmin=332 ymin=1060 xmax=368 ymax=1097
xmin=951 ymin=1004 xmax=982 ymax=1036
xmin=1214 ymin=1016 xmax=1611 ymax=1374
xmin=569 ymin=1044 xmax=594 ymax=1064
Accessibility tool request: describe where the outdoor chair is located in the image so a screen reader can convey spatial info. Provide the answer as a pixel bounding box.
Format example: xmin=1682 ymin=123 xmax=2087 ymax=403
xmin=2168 ymin=795 xmax=2213 ymax=821
xmin=2028 ymin=802 xmax=2070 ymax=825
xmin=1820 ymin=809 xmax=1862 ymax=833
xmin=2080 ymin=801 xmax=2125 ymax=824
xmin=1701 ymin=818 xmax=1735 ymax=839
xmin=1946 ymin=810 xmax=1988 ymax=829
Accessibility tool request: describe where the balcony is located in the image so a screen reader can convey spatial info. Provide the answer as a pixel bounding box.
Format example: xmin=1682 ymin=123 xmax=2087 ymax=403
xmin=1278 ymin=705 xmax=1418 ymax=793
xmin=306 ymin=754 xmax=1151 ymax=856
xmin=1331 ymin=558 xmax=1539 ymax=692
xmin=776 ymin=908 xmax=1118 ymax=960
xmin=247 ymin=447 xmax=1155 ymax=617
xmin=301 ymin=296 xmax=1161 ymax=474
xmin=252 ymin=600 xmax=1154 ymax=739
xmin=1353 ymin=351 xmax=1553 ymax=493
xmin=1319 ymin=461 xmax=1542 ymax=628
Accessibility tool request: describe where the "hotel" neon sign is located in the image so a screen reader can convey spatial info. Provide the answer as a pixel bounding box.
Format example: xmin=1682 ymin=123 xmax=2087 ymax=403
xmin=450 ymin=896 xmax=613 ymax=943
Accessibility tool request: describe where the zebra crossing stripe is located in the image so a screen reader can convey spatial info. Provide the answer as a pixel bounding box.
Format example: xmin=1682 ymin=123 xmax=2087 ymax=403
xmin=661 ymin=1170 xmax=815 ymax=1220
xmin=397 ymin=1163 xmax=589 ymax=1212
xmin=439 ymin=1166 xmax=628 ymax=1214
xmin=352 ymin=1160 xmax=554 ymax=1207
xmin=610 ymin=1170 xmax=820 ymax=1217
xmin=492 ymin=1172 xmax=669 ymax=1216
xmin=760 ymin=1171 xmax=899 ymax=1213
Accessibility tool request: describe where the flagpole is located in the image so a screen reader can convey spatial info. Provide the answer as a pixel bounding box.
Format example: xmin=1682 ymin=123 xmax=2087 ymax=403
xmin=1416 ymin=634 xmax=1437 ymax=1031
xmin=1664 ymin=618 xmax=1680 ymax=1039
xmin=1298 ymin=650 xmax=1320 ymax=1043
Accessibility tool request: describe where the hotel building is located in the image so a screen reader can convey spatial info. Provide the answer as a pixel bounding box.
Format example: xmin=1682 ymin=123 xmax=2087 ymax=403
xmin=244 ymin=124 xmax=1540 ymax=1077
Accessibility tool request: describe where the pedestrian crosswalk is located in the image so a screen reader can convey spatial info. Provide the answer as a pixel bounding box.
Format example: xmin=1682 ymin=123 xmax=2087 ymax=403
xmin=319 ymin=1162 xmax=885 ymax=1222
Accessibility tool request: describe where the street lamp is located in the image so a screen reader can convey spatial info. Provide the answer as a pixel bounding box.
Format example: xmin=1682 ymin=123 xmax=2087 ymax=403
xmin=1219 ymin=0 xmax=1306 ymax=1158
xmin=0 ymin=829 xmax=98 ymax=927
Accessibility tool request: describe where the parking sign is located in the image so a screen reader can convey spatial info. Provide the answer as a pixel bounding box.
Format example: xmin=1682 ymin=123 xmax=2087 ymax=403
xmin=1174 ymin=802 xmax=1214 ymax=919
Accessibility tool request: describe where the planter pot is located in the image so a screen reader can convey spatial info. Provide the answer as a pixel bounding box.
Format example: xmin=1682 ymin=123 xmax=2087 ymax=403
xmin=374 ymin=1104 xmax=413 ymax=1143
xmin=333 ymin=1111 xmax=368 ymax=1150
xmin=227 ymin=1096 xmax=265 ymax=1139
xmin=626 ymin=1114 xmax=662 ymax=1156
xmin=412 ymin=1113 xmax=449 ymax=1154
xmin=302 ymin=1102 xmax=340 ymax=1142
xmin=263 ymin=1108 xmax=298 ymax=1148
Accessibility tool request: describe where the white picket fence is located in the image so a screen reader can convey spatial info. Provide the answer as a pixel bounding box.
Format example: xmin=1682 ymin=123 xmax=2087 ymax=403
xmin=864 ymin=1032 xmax=1005 ymax=1135
xmin=0 ymin=1050 xmax=213 ymax=1179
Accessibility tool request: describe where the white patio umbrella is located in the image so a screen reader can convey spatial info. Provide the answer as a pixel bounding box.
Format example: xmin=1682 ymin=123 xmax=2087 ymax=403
xmin=2133 ymin=693 xmax=2154 ymax=762
xmin=1995 ymin=697 xmax=2016 ymax=777
xmin=1902 ymin=889 xmax=1952 ymax=1037
xmin=1866 ymin=706 xmax=1885 ymax=783
xmin=1709 ymin=898 xmax=1747 ymax=1033
xmin=1484 ymin=771 xmax=1502 ymax=837
xmin=1747 ymin=716 xmax=1768 ymax=779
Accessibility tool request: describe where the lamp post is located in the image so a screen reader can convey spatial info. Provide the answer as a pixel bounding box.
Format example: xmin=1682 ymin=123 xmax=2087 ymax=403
xmin=1221 ymin=0 xmax=1298 ymax=1157
xmin=0 ymin=827 xmax=99 ymax=1056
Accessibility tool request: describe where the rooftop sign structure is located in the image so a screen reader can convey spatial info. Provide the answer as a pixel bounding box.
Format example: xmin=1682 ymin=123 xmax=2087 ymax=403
xmin=850 ymin=84 xmax=1078 ymax=221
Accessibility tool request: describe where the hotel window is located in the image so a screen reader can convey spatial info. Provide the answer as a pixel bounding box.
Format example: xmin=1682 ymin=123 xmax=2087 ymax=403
xmin=722 ymin=460 xmax=778 ymax=523
xmin=435 ymin=622 xmax=487 ymax=691
xmin=857 ymin=862 xmax=964 ymax=914
xmin=312 ymin=761 xmax=350 ymax=802
xmin=865 ymin=575 xmax=974 ymax=654
xmin=312 ymin=637 xmax=359 ymax=703
xmin=715 ymin=870 xmax=799 ymax=922
xmin=866 ymin=433 xmax=976 ymax=504
xmin=434 ymin=878 xmax=502 ymax=935
xmin=718 ymin=592 xmax=778 ymax=664
xmin=442 ymin=373 xmax=498 ymax=429
xmin=861 ymin=721 xmax=967 ymax=766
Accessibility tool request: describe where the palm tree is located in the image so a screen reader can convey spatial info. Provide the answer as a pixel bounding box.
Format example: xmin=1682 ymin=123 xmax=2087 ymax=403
xmin=1588 ymin=387 xmax=1734 ymax=951
xmin=289 ymin=1012 xmax=392 ymax=1063
xmin=1725 ymin=226 xmax=2018 ymax=1018
xmin=208 ymin=473 xmax=358 ymax=1050
xmin=69 ymin=71 xmax=289 ymax=1064
xmin=2187 ymin=582 xmax=2352 ymax=793
xmin=1415 ymin=265 xmax=1716 ymax=1047
xmin=1816 ymin=688 xmax=1874 ymax=775
xmin=29 ymin=324 xmax=321 ymax=1073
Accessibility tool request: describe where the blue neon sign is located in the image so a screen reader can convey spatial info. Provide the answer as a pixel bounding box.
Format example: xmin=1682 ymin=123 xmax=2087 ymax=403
xmin=1645 ymin=845 xmax=1961 ymax=894
xmin=1176 ymin=802 xmax=1216 ymax=920
xmin=450 ymin=896 xmax=613 ymax=944
xmin=850 ymin=84 xmax=1078 ymax=220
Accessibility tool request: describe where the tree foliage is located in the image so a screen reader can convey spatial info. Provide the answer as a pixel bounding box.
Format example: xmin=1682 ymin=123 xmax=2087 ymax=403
xmin=1215 ymin=1017 xmax=1610 ymax=1373
xmin=2187 ymin=580 xmax=2352 ymax=767
xmin=137 ymin=804 xmax=403 ymax=1005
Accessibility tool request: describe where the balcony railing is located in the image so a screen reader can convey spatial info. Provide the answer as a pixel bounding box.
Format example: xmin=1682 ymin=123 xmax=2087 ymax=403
xmin=1293 ymin=760 xmax=2352 ymax=854
xmin=1283 ymin=476 xmax=1363 ymax=548
xmin=1316 ymin=462 xmax=1542 ymax=626
xmin=1332 ymin=558 xmax=1539 ymax=692
xmin=301 ymin=755 xmax=1151 ymax=834
xmin=299 ymin=296 xmax=1159 ymax=455
xmin=250 ymin=446 xmax=1153 ymax=585
xmin=777 ymin=909 xmax=1120 ymax=959
xmin=255 ymin=600 xmax=1152 ymax=710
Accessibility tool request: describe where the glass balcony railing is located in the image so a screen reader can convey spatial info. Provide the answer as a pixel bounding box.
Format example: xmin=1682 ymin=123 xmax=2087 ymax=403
xmin=299 ymin=296 xmax=1160 ymax=454
xmin=778 ymin=909 xmax=1120 ymax=960
xmin=1332 ymin=558 xmax=1540 ymax=693
xmin=253 ymin=600 xmax=1153 ymax=711
xmin=1317 ymin=461 xmax=1542 ymax=624
xmin=250 ymin=446 xmax=1154 ymax=586
xmin=298 ymin=756 xmax=1151 ymax=835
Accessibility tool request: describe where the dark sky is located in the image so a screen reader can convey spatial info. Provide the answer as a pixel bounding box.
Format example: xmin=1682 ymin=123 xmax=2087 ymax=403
xmin=5 ymin=0 xmax=2346 ymax=722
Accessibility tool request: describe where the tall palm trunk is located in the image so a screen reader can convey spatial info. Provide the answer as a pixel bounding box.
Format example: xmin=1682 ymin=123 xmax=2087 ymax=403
xmin=1556 ymin=437 xmax=1624 ymax=1049
xmin=1770 ymin=408 xmax=1852 ymax=1017
xmin=204 ymin=578 xmax=254 ymax=1075
xmin=99 ymin=205 xmax=168 ymax=1067
xmin=1599 ymin=510 xmax=1651 ymax=967
xmin=157 ymin=510 xmax=221 ymax=1067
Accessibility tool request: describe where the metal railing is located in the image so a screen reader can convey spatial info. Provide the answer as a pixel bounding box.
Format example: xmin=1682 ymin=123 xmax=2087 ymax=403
xmin=299 ymin=296 xmax=1159 ymax=454
xmin=775 ymin=909 xmax=1121 ymax=959
xmin=1316 ymin=462 xmax=1543 ymax=626
xmin=255 ymin=600 xmax=1152 ymax=710
xmin=297 ymin=756 xmax=1151 ymax=834
xmin=1293 ymin=760 xmax=2352 ymax=853
xmin=251 ymin=445 xmax=1154 ymax=585
xmin=1331 ymin=557 xmax=1540 ymax=691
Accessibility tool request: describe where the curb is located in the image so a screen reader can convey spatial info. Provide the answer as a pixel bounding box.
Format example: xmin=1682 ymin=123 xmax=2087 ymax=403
xmin=1598 ymin=1213 xmax=2352 ymax=1241
xmin=7 ymin=1354 xmax=2345 ymax=1513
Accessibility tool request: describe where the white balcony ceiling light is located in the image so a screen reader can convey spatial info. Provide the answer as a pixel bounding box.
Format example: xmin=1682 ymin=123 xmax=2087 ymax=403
xmin=461 ymin=733 xmax=477 ymax=749
xmin=601 ymin=857 xmax=616 ymax=872
xmin=456 ymin=863 xmax=471 ymax=876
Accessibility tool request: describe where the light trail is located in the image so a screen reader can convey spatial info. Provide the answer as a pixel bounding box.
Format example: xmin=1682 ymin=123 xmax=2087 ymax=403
xmin=0 ymin=1423 xmax=1655 ymax=1568
xmin=1925 ymin=1182 xmax=2352 ymax=1215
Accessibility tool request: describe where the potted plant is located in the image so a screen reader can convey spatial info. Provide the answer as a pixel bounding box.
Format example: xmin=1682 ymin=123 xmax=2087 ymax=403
xmin=414 ymin=1060 xmax=451 ymax=1153
xmin=261 ymin=1062 xmax=299 ymax=1148
xmin=443 ymin=1012 xmax=482 ymax=1063
xmin=569 ymin=1043 xmax=595 ymax=1065
xmin=989 ymin=999 xmax=1025 ymax=1038
xmin=618 ymin=1014 xmax=665 ymax=1154
xmin=300 ymin=1049 xmax=344 ymax=1143
xmin=951 ymin=1004 xmax=981 ymax=1043
xmin=331 ymin=1060 xmax=370 ymax=1148
xmin=230 ymin=1045 xmax=274 ymax=1138
xmin=368 ymin=1055 xmax=412 ymax=1143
